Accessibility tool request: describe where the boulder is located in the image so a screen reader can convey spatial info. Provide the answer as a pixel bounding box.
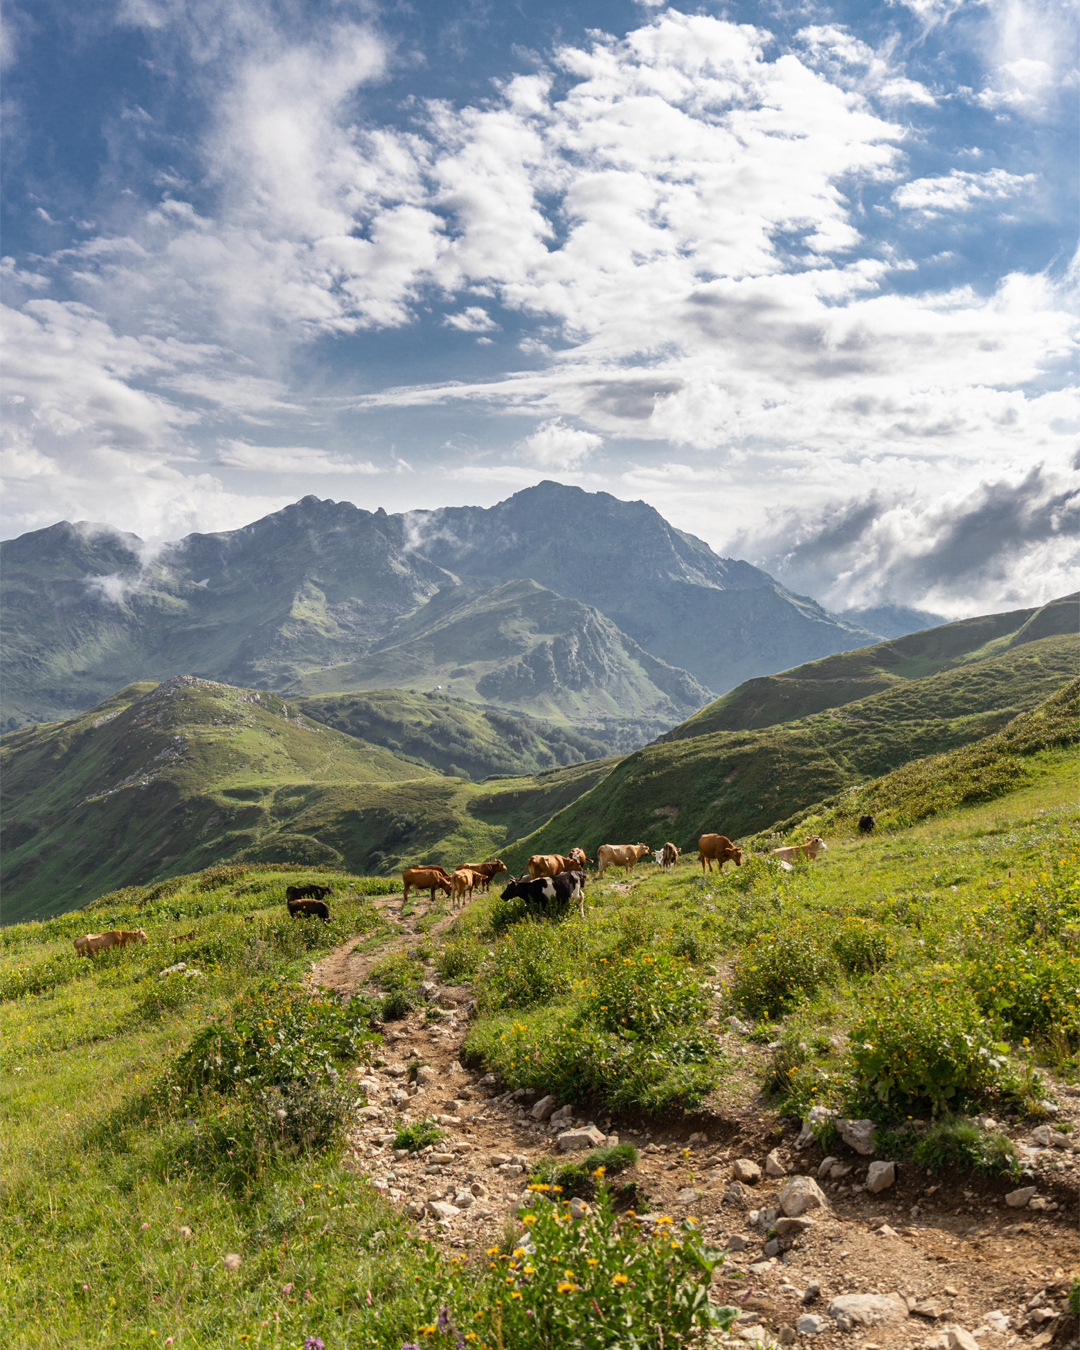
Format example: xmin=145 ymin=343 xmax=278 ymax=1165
xmin=733 ymin=1158 xmax=762 ymax=1184
xmin=866 ymin=1160 xmax=897 ymax=1193
xmin=425 ymin=1200 xmax=460 ymax=1221
xmin=838 ymin=1118 xmax=877 ymax=1155
xmin=1005 ymin=1186 xmax=1037 ymax=1208
xmin=557 ymin=1125 xmax=605 ymax=1152
xmin=414 ymin=1065 xmax=436 ymax=1085
xmin=796 ymin=1106 xmax=836 ymax=1149
xmin=827 ymin=1294 xmax=908 ymax=1328
xmin=947 ymin=1328 xmax=980 ymax=1350
xmin=531 ymin=1094 xmax=558 ymax=1121
xmin=817 ymin=1156 xmax=839 ymax=1179
xmin=778 ymin=1176 xmax=828 ymax=1217
xmin=765 ymin=1148 xmax=787 ymax=1178
xmin=796 ymin=1314 xmax=827 ymax=1334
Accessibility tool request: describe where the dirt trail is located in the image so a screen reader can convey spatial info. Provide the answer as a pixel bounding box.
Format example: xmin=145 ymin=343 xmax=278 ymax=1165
xmin=308 ymin=896 xmax=1080 ymax=1350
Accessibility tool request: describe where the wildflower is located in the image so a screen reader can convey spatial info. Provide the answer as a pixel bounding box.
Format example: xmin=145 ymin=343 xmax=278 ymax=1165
xmin=611 ymin=1272 xmax=629 ymax=1285
xmin=556 ymin=1281 xmax=575 ymax=1293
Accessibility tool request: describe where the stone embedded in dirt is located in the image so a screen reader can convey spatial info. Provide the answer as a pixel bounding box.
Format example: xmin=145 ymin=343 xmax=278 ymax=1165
xmin=827 ymin=1293 xmax=908 ymax=1327
xmin=1027 ymin=1197 xmax=1054 ymax=1211
xmin=1005 ymin=1185 xmax=1037 ymax=1208
xmin=355 ymin=1076 xmax=382 ymax=1094
xmin=452 ymin=1191 xmax=475 ymax=1209
xmin=425 ymin=1200 xmax=460 ymax=1221
xmin=774 ymin=1217 xmax=813 ymax=1238
xmin=828 ymin=1162 xmax=852 ymax=1179
xmin=796 ymin=1314 xmax=827 ymax=1334
xmin=470 ymin=1182 xmax=487 ymax=1197
xmin=838 ymin=1118 xmax=878 ymax=1155
xmin=414 ymin=1065 xmax=436 ymax=1084
xmin=801 ymin=1283 xmax=821 ymax=1305
xmin=429 ymin=1152 xmax=455 ymax=1164
xmin=763 ymin=1238 xmax=780 ymax=1257
xmin=817 ymin=1156 xmax=839 ymax=1179
xmin=733 ymin=1158 xmax=762 ymax=1184
xmin=946 ymin=1327 xmax=980 ymax=1350
xmin=384 ymin=1063 xmax=408 ymax=1078
xmin=498 ymin=1164 xmax=524 ymax=1177
xmin=406 ymin=1201 xmax=425 ymax=1219
xmin=676 ymin=1187 xmax=702 ymax=1205
xmin=558 ymin=1125 xmax=606 ymax=1152
xmin=436 ymin=1114 xmax=461 ymax=1126
xmin=983 ymin=1312 xmax=1010 ymax=1333
xmin=356 ymin=1106 xmax=381 ymax=1120
xmin=866 ymin=1161 xmax=897 ymax=1193
xmin=737 ymin=1326 xmax=770 ymax=1344
xmin=875 ymin=1224 xmax=899 ymax=1239
xmin=911 ymin=1301 xmax=943 ymax=1320
xmin=488 ymin=1153 xmax=511 ymax=1166
xmin=724 ymin=1181 xmax=753 ymax=1207
xmin=765 ymin=1148 xmax=787 ymax=1177
xmin=725 ymin=1234 xmax=749 ymax=1251
xmin=550 ymin=1104 xmax=574 ymax=1124
xmin=797 ymin=1106 xmax=837 ymax=1149
xmin=530 ymin=1094 xmax=558 ymax=1121
xmin=688 ymin=1131 xmax=709 ymax=1146
xmin=779 ymin=1176 xmax=828 ymax=1217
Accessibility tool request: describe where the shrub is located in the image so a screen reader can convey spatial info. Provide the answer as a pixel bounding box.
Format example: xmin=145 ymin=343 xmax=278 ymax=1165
xmin=438 ymin=931 xmax=485 ymax=982
xmin=528 ymin=1144 xmax=640 ymax=1200
xmin=393 ymin=1118 xmax=443 ymax=1152
xmin=730 ymin=928 xmax=837 ymax=1019
xmin=475 ymin=919 xmax=583 ymax=1014
xmin=909 ymin=1116 xmax=1020 ymax=1177
xmin=848 ymin=973 xmax=1017 ymax=1118
xmin=578 ymin=948 xmax=709 ymax=1043
xmin=400 ymin=1186 xmax=736 ymax=1350
xmin=830 ymin=917 xmax=896 ymax=973
xmin=380 ymin=987 xmax=416 ymax=1021
xmin=968 ymin=942 xmax=1079 ymax=1044
xmin=369 ymin=950 xmax=423 ymax=993
xmin=0 ymin=950 xmax=90 ymax=1002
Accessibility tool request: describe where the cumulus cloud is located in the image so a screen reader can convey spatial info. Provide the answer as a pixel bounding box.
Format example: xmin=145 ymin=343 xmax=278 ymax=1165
xmin=516 ymin=418 xmax=602 ymax=469
xmin=215 ymin=440 xmax=379 ymax=474
xmin=894 ymin=167 xmax=1036 ymax=215
xmin=444 ymin=307 xmax=499 ymax=332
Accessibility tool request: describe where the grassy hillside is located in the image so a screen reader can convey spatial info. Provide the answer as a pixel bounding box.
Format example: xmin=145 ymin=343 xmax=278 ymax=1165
xmin=0 ymin=678 xmax=624 ymax=924
xmin=289 ymin=577 xmax=712 ymax=737
xmin=667 ymin=592 xmax=1077 ymax=739
xmin=500 ymin=637 xmax=1077 ymax=869
xmin=1 ymin=750 xmax=1074 ymax=1347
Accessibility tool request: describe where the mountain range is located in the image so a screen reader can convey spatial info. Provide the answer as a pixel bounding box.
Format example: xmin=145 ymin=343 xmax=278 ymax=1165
xmin=1 ymin=482 xmax=881 ymax=735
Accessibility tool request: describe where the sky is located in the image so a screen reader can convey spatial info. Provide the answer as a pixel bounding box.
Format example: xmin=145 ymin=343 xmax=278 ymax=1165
xmin=2 ymin=0 xmax=1077 ymax=618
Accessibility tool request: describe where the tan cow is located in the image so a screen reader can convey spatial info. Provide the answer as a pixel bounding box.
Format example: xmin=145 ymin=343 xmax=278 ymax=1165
xmin=454 ymin=859 xmax=507 ymax=893
xmin=450 ymin=869 xmax=484 ymax=910
xmin=771 ymin=836 xmax=827 ymax=864
xmin=660 ymin=841 xmax=680 ymax=869
xmin=596 ymin=843 xmax=651 ymax=878
xmin=73 ymin=929 xmax=147 ymax=957
xmin=526 ymin=853 xmax=580 ymax=880
xmin=402 ymin=866 xmax=453 ymax=903
xmin=699 ymin=834 xmax=742 ymax=874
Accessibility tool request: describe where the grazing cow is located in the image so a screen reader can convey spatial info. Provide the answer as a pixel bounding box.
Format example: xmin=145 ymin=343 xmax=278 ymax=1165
xmin=698 ymin=834 xmax=742 ymax=874
xmin=454 ymin=859 xmax=507 ymax=893
xmin=660 ymin=842 xmax=680 ymax=869
xmin=450 ymin=868 xmax=485 ymax=910
xmin=858 ymin=814 xmax=876 ymax=834
xmin=501 ymin=870 xmax=586 ymax=918
xmin=286 ymin=883 xmax=333 ymax=903
xmin=402 ymin=866 xmax=454 ymax=903
xmin=73 ymin=929 xmax=147 ymax=957
xmin=566 ymin=847 xmax=589 ymax=869
xmin=771 ymin=836 xmax=828 ymax=864
xmin=526 ymin=853 xmax=582 ymax=880
xmin=287 ymin=898 xmax=331 ymax=922
xmin=596 ymin=843 xmax=652 ymax=878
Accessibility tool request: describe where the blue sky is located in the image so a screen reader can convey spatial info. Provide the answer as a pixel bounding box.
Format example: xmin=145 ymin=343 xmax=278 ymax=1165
xmin=2 ymin=0 xmax=1077 ymax=616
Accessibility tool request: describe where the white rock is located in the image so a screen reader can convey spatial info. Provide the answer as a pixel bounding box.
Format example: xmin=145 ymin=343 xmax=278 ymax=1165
xmin=765 ymin=1149 xmax=787 ymax=1178
xmin=356 ymin=1106 xmax=381 ymax=1121
xmin=837 ymin=1118 xmax=877 ymax=1155
xmin=778 ymin=1176 xmax=828 ymax=1217
xmin=531 ymin=1094 xmax=558 ymax=1121
xmin=384 ymin=1063 xmax=409 ymax=1078
xmin=1049 ymin=1130 xmax=1072 ymax=1149
xmin=827 ymin=1294 xmax=907 ymax=1326
xmin=425 ymin=1200 xmax=460 ymax=1221
xmin=796 ymin=1314 xmax=827 ymax=1334
xmin=817 ymin=1156 xmax=839 ymax=1179
xmin=737 ymin=1326 xmax=770 ymax=1344
xmin=866 ymin=1160 xmax=897 ymax=1193
xmin=1004 ymin=1185 xmax=1037 ymax=1208
xmin=452 ymin=1191 xmax=475 ymax=1209
xmin=557 ymin=1125 xmax=605 ymax=1152
xmin=983 ymin=1312 xmax=1010 ymax=1333
xmin=946 ymin=1327 xmax=979 ymax=1350
xmin=676 ymin=1187 xmax=702 ymax=1204
xmin=488 ymin=1153 xmax=511 ymax=1166
xmin=568 ymin=1198 xmax=590 ymax=1220
xmin=415 ymin=1065 xmax=436 ymax=1085
xmin=733 ymin=1158 xmax=762 ymax=1184
xmin=796 ymin=1106 xmax=836 ymax=1149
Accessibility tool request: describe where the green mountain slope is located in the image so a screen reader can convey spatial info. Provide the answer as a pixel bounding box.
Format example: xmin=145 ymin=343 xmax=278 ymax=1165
xmin=292 ymin=687 xmax=610 ymax=780
xmin=665 ymin=592 xmax=1078 ymax=739
xmin=290 ymin=578 xmax=711 ymax=739
xmin=499 ymin=633 xmax=1077 ymax=868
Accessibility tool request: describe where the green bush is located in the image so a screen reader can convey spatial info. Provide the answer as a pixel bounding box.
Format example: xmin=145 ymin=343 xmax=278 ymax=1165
xmin=437 ymin=930 xmax=485 ymax=982
xmin=730 ymin=928 xmax=837 ymax=1018
xmin=400 ymin=1186 xmax=736 ymax=1350
xmin=849 ymin=973 xmax=1016 ymax=1117
xmin=0 ymin=949 xmax=90 ymax=1001
xmin=475 ymin=919 xmax=583 ymax=1014
xmin=393 ymin=1117 xmax=443 ymax=1152
xmin=369 ymin=950 xmax=423 ymax=992
xmin=830 ymin=917 xmax=896 ymax=973
xmin=578 ymin=948 xmax=709 ymax=1043
xmin=968 ymin=942 xmax=1079 ymax=1043
xmin=528 ymin=1144 xmax=640 ymax=1200
xmin=909 ymin=1116 xmax=1020 ymax=1176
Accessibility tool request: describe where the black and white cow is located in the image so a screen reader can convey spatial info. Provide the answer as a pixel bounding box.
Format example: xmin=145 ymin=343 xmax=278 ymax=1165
xmin=500 ymin=869 xmax=586 ymax=918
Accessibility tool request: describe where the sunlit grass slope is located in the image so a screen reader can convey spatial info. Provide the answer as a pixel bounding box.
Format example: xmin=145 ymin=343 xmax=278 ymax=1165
xmin=501 ymin=640 xmax=1077 ymax=868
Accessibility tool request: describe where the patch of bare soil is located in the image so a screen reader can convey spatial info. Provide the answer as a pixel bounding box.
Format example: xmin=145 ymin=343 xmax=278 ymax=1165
xmin=308 ymin=894 xmax=1080 ymax=1349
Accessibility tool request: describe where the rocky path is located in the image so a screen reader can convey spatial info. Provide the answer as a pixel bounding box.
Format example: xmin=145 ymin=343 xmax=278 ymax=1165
xmin=309 ymin=895 xmax=1080 ymax=1350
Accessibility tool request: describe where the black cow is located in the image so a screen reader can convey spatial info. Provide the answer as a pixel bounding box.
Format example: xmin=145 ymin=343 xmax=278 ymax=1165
xmin=286 ymin=884 xmax=333 ymax=902
xmin=287 ymin=898 xmax=331 ymax=922
xmin=500 ymin=870 xmax=585 ymax=918
xmin=857 ymin=815 xmax=876 ymax=834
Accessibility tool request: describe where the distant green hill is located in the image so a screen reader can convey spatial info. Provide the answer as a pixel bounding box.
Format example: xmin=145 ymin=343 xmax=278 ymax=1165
xmin=292 ymin=687 xmax=610 ymax=780
xmin=288 ymin=577 xmax=712 ymax=738
xmin=499 ymin=632 xmax=1077 ymax=869
xmin=664 ymin=592 xmax=1077 ymax=739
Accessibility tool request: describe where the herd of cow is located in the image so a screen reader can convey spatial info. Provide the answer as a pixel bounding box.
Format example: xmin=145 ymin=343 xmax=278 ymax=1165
xmin=71 ymin=824 xmax=845 ymax=953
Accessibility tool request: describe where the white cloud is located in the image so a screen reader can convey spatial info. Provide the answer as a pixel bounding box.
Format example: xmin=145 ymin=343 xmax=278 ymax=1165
xmin=894 ymin=167 xmax=1036 ymax=214
xmin=444 ymin=307 xmax=499 ymax=332
xmin=215 ymin=439 xmax=379 ymax=474
xmin=517 ymin=418 xmax=602 ymax=469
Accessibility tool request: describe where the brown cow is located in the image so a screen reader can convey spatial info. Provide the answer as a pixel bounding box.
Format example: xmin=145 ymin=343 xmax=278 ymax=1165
xmin=526 ymin=853 xmax=581 ymax=879
xmin=73 ymin=929 xmax=148 ymax=957
xmin=402 ymin=866 xmax=453 ymax=903
xmin=660 ymin=841 xmax=680 ymax=869
xmin=596 ymin=843 xmax=651 ymax=878
xmin=772 ymin=836 xmax=827 ymax=864
xmin=450 ymin=868 xmax=485 ymax=910
xmin=699 ymin=834 xmax=742 ymax=874
xmin=454 ymin=859 xmax=507 ymax=893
